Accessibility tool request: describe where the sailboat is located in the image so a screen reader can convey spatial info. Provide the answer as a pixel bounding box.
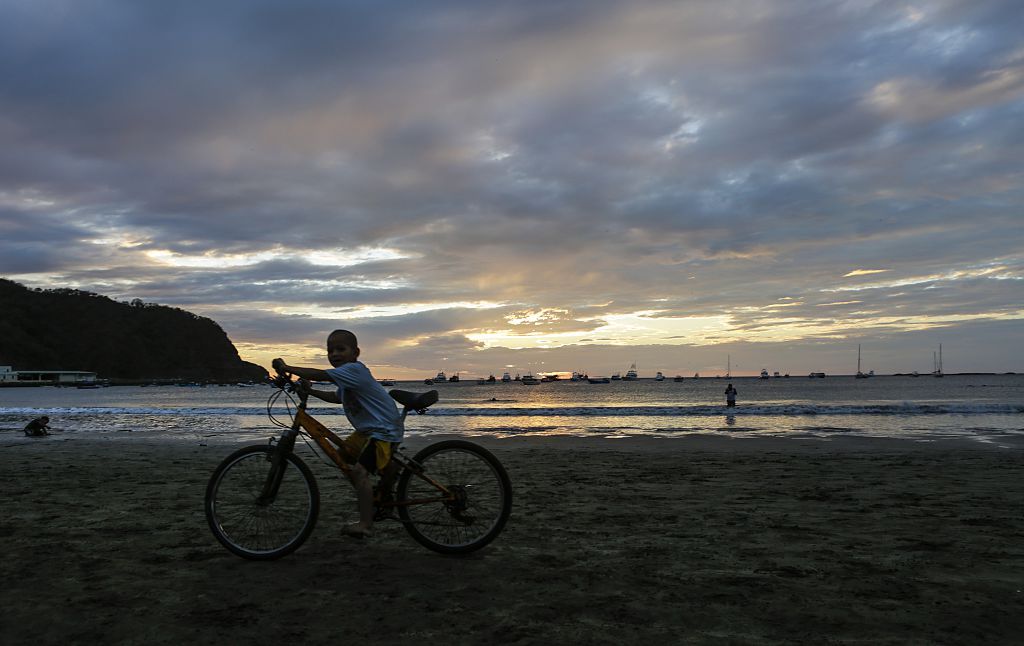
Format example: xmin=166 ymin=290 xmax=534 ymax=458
xmin=933 ymin=344 xmax=944 ymax=377
xmin=725 ymin=355 xmax=731 ymax=379
xmin=855 ymin=344 xmax=871 ymax=378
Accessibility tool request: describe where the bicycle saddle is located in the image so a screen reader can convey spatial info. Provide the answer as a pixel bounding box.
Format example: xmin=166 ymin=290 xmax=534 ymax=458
xmin=389 ymin=389 xmax=439 ymax=412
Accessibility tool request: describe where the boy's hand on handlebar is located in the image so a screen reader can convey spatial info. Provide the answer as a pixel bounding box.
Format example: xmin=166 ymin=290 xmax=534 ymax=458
xmin=295 ymin=378 xmax=312 ymax=395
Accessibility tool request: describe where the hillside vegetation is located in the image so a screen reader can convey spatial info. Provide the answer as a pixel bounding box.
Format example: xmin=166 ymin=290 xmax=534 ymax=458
xmin=0 ymin=279 xmax=267 ymax=382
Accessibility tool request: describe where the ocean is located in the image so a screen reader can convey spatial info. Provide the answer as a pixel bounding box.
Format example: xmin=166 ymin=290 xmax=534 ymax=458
xmin=2 ymin=374 xmax=1022 ymax=447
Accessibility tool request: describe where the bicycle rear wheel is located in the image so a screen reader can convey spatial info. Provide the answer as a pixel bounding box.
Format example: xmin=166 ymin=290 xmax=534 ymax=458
xmin=205 ymin=445 xmax=320 ymax=560
xmin=396 ymin=440 xmax=511 ymax=554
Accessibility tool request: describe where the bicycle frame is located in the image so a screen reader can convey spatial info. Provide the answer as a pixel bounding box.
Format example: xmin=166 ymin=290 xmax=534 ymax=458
xmin=260 ymin=384 xmax=454 ymax=512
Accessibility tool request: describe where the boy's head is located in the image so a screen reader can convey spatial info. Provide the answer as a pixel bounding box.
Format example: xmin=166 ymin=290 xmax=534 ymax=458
xmin=327 ymin=329 xmax=360 ymax=367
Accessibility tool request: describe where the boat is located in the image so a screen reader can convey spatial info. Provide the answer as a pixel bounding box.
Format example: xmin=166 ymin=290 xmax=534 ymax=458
xmin=501 ymin=371 xmax=511 ymax=382
xmin=610 ymin=372 xmax=621 ymax=381
xmin=486 ymin=374 xmax=496 ymax=383
xmin=773 ymin=372 xmax=781 ymax=378
xmin=423 ymin=378 xmax=434 ymax=385
xmin=673 ymin=375 xmax=684 ymax=382
xmin=760 ymin=369 xmax=769 ymax=379
xmin=910 ymin=371 xmax=919 ymax=377
xmin=521 ymin=373 xmax=540 ymax=385
xmin=379 ymin=379 xmax=395 ymax=386
xmin=541 ymin=374 xmax=560 ymax=382
xmin=654 ymin=371 xmax=665 ymax=381
xmin=933 ymin=345 xmax=944 ymax=377
xmin=434 ymin=370 xmax=446 ymax=382
xmin=725 ymin=355 xmax=731 ymax=380
xmin=809 ymin=372 xmax=826 ymax=378
xmin=623 ymin=364 xmax=638 ymax=380
xmin=693 ymin=373 xmax=700 ymax=379
xmin=588 ymin=376 xmax=610 ymax=384
xmin=855 ymin=344 xmax=871 ymax=378
xmin=570 ymin=371 xmax=586 ymax=382
xmin=448 ymin=372 xmax=460 ymax=382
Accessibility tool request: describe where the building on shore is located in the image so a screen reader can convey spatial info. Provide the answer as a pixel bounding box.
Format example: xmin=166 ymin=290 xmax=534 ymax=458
xmin=1 ymin=365 xmax=98 ymax=385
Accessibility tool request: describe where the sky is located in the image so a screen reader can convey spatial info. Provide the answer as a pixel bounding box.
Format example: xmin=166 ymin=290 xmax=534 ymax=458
xmin=2 ymin=0 xmax=1022 ymax=379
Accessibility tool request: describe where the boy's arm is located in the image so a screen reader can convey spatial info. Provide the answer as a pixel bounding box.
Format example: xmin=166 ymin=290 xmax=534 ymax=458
xmin=272 ymin=358 xmax=332 ymax=382
xmin=273 ymin=359 xmax=342 ymax=404
xmin=297 ymin=379 xmax=342 ymax=404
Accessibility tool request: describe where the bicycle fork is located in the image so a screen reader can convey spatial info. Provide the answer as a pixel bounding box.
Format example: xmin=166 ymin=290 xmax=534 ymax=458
xmin=257 ymin=430 xmax=298 ymax=505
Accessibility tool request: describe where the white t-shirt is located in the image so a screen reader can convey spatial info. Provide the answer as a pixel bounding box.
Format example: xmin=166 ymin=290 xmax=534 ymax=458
xmin=325 ymin=361 xmax=404 ymax=443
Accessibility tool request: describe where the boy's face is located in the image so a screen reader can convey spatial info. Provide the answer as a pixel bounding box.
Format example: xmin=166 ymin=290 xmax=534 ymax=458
xmin=327 ymin=337 xmax=359 ymax=367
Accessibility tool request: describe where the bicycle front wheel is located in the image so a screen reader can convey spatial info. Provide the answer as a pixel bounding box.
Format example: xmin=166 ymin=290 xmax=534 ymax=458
xmin=397 ymin=440 xmax=512 ymax=554
xmin=205 ymin=445 xmax=320 ymax=560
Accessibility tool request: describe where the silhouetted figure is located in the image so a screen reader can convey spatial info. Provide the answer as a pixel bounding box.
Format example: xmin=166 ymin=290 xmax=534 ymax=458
xmin=725 ymin=384 xmax=737 ymax=407
xmin=24 ymin=416 xmax=50 ymax=436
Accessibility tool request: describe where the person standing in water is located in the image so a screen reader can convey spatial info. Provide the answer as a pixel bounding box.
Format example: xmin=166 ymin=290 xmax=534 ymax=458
xmin=725 ymin=384 xmax=737 ymax=407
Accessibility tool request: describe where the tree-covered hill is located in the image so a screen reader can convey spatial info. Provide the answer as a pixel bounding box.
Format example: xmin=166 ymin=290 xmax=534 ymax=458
xmin=0 ymin=279 xmax=267 ymax=382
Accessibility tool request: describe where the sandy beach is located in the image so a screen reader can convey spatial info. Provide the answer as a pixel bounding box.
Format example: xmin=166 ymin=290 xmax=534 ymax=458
xmin=1 ymin=433 xmax=1022 ymax=645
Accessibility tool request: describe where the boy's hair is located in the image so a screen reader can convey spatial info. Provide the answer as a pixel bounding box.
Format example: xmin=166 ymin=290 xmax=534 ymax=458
xmin=328 ymin=329 xmax=358 ymax=348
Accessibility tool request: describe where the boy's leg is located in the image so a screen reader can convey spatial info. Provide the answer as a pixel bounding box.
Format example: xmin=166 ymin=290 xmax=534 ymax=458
xmin=377 ymin=458 xmax=400 ymax=499
xmin=347 ymin=463 xmax=375 ymax=535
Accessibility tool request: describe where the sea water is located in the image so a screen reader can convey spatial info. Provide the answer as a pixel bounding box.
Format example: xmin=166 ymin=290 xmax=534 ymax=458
xmin=1 ymin=374 xmax=1022 ymax=447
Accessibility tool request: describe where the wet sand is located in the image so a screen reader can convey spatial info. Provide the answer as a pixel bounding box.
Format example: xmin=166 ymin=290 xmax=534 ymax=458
xmin=1 ymin=434 xmax=1022 ymax=645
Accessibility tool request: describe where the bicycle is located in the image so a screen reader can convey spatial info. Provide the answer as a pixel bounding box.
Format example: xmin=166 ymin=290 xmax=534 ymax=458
xmin=204 ymin=374 xmax=512 ymax=559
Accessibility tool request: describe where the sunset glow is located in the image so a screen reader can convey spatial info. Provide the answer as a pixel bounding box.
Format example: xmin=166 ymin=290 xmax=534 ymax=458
xmin=2 ymin=1 xmax=1021 ymax=378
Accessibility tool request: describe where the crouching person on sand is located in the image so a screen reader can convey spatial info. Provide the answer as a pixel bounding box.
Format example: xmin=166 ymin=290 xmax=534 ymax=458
xmin=24 ymin=416 xmax=50 ymax=436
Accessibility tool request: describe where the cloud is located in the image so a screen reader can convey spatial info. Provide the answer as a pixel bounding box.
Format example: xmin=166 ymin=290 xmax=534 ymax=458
xmin=2 ymin=0 xmax=1023 ymax=376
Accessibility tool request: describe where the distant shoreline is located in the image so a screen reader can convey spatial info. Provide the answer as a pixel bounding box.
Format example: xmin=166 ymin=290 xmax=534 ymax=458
xmin=0 ymin=379 xmax=265 ymax=388
xmin=0 ymin=371 xmax=1017 ymax=388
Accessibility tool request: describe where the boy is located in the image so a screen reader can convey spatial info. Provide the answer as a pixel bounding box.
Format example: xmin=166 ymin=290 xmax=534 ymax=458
xmin=272 ymin=329 xmax=403 ymax=538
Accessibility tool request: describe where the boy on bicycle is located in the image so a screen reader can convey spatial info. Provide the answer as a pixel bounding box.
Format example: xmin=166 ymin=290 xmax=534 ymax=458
xmin=272 ymin=329 xmax=402 ymax=538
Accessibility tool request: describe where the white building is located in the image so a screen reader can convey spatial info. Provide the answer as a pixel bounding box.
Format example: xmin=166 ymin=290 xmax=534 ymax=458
xmin=0 ymin=366 xmax=98 ymax=384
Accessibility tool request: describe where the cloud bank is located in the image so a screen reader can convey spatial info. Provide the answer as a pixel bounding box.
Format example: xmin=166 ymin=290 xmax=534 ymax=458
xmin=2 ymin=0 xmax=1022 ymax=376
